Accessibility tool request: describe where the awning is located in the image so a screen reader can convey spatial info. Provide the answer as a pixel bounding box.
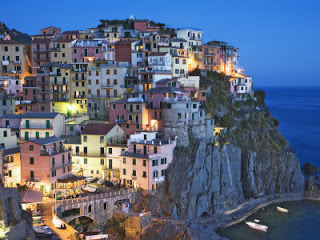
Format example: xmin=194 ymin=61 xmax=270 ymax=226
xmin=57 ymin=174 xmax=86 ymax=183
xmin=20 ymin=190 xmax=43 ymax=204
xmin=173 ymin=91 xmax=184 ymax=94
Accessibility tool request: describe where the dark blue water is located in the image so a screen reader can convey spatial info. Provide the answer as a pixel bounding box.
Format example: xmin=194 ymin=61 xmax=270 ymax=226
xmin=263 ymin=87 xmax=320 ymax=169
xmin=220 ymin=87 xmax=320 ymax=239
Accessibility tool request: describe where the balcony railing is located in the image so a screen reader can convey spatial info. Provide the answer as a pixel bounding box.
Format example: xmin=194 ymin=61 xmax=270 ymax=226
xmin=74 ymin=95 xmax=86 ymax=98
xmin=51 ymin=47 xmax=61 ymax=52
xmin=13 ymin=60 xmax=21 ymax=64
xmin=40 ymin=147 xmax=72 ymax=156
xmin=52 ymin=89 xmax=68 ymax=93
xmin=79 ymin=152 xmax=106 ymax=157
xmin=101 ymin=84 xmax=113 ymax=88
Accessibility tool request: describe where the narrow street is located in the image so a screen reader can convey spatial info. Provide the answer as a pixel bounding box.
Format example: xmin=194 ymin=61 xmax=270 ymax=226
xmin=39 ymin=198 xmax=78 ymax=240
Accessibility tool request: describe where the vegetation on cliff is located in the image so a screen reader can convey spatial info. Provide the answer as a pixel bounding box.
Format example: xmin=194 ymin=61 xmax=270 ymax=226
xmin=0 ymin=21 xmax=31 ymax=45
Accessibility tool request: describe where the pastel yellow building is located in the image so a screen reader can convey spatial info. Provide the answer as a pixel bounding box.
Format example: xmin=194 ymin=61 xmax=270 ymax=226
xmin=3 ymin=147 xmax=21 ymax=188
xmin=63 ymin=123 xmax=125 ymax=179
xmin=50 ymin=38 xmax=73 ymax=64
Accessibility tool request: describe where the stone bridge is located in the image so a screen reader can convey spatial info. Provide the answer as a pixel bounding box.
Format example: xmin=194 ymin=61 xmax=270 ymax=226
xmin=55 ymin=188 xmax=137 ymax=223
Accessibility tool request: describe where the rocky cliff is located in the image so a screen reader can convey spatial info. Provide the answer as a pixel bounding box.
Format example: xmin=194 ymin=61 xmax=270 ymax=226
xmin=146 ymin=71 xmax=304 ymax=222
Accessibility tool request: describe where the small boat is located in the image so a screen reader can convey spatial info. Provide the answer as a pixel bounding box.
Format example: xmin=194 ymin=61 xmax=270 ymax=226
xmin=97 ymin=179 xmax=105 ymax=185
xmin=246 ymin=221 xmax=268 ymax=232
xmin=277 ymin=206 xmax=288 ymax=213
xmin=253 ymin=219 xmax=260 ymax=223
xmin=52 ymin=215 xmax=66 ymax=229
xmin=82 ymin=185 xmax=98 ymax=193
xmin=34 ymin=225 xmax=53 ymax=238
xmin=85 ymin=233 xmax=108 ymax=240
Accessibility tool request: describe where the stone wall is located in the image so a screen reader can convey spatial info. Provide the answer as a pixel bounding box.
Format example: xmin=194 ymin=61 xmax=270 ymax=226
xmin=0 ymin=187 xmax=35 ymax=240
xmin=56 ymin=189 xmax=137 ymax=223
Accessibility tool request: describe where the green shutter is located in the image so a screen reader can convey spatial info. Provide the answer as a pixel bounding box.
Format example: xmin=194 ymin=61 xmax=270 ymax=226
xmin=36 ymin=132 xmax=39 ymax=139
xmin=26 ymin=120 xmax=29 ymax=129
xmin=25 ymin=132 xmax=29 ymax=140
xmin=46 ymin=132 xmax=50 ymax=138
xmin=46 ymin=120 xmax=50 ymax=129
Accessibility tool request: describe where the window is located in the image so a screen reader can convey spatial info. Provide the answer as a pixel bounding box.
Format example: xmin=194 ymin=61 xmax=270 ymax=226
xmin=143 ymin=160 xmax=147 ymax=166
xmin=106 ymin=69 xmax=110 ymax=74
xmin=175 ymin=69 xmax=179 ymax=74
xmin=136 ymin=105 xmax=140 ymax=110
xmin=96 ymin=79 xmax=99 ymax=84
xmin=109 ymin=159 xmax=112 ymax=169
xmin=153 ymin=170 xmax=158 ymax=178
xmin=161 ymin=169 xmax=167 ymax=176
xmin=46 ymin=132 xmax=50 ymax=138
xmin=152 ymin=159 xmax=158 ymax=166
xmin=73 ymin=49 xmax=77 ymax=54
xmin=104 ymin=202 xmax=108 ymax=210
xmin=52 ymin=157 xmax=55 ymax=168
xmin=30 ymin=171 xmax=34 ymax=180
xmin=123 ymin=169 xmax=126 ymax=175
xmin=62 ymin=44 xmax=65 ymax=48
xmin=29 ymin=145 xmax=34 ymax=151
xmin=3 ymin=131 xmax=7 ymax=137
xmin=112 ymin=104 xmax=116 ymax=109
xmin=96 ymin=71 xmax=99 ymax=76
xmin=114 ymin=79 xmax=117 ymax=85
xmin=15 ymin=46 xmax=19 ymax=52
xmin=30 ymin=157 xmax=34 ymax=165
xmin=84 ymin=158 xmax=88 ymax=164
xmin=8 ymin=170 xmax=12 ymax=177
xmin=95 ymin=48 xmax=99 ymax=54
xmin=161 ymin=158 xmax=167 ymax=165
xmin=83 ymin=136 xmax=87 ymax=142
xmin=193 ymin=104 xmax=197 ymax=109
xmin=154 ymin=146 xmax=158 ymax=154
xmin=123 ymin=158 xmax=126 ymax=164
xmin=175 ymin=59 xmax=179 ymax=64
xmin=88 ymin=89 xmax=91 ymax=94
xmin=108 ymin=148 xmax=112 ymax=154
xmin=183 ymin=59 xmax=187 ymax=64
xmin=51 ymin=170 xmax=56 ymax=177
xmin=132 ymin=159 xmax=136 ymax=165
xmin=88 ymin=205 xmax=92 ymax=213
xmin=4 ymin=46 xmax=8 ymax=51
xmin=142 ymin=171 xmax=147 ymax=178
xmin=114 ymin=69 xmax=117 ymax=75
xmin=177 ymin=113 xmax=182 ymax=119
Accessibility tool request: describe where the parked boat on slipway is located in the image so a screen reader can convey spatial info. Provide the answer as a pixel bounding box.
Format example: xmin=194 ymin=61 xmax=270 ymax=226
xmin=246 ymin=221 xmax=268 ymax=232
xmin=277 ymin=206 xmax=289 ymax=213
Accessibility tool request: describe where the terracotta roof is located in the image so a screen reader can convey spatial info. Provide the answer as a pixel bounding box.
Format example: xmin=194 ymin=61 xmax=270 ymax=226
xmin=20 ymin=190 xmax=43 ymax=203
xmin=41 ymin=26 xmax=61 ymax=30
xmin=148 ymin=52 xmax=168 ymax=57
xmin=32 ymin=38 xmax=52 ymax=44
xmin=0 ymin=40 xmax=24 ymax=45
xmin=53 ymin=38 xmax=73 ymax=43
xmin=82 ymin=123 xmax=117 ymax=135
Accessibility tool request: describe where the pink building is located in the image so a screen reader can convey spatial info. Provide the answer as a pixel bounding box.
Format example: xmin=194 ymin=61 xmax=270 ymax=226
xmin=0 ymin=76 xmax=21 ymax=96
xmin=40 ymin=26 xmax=61 ymax=36
xmin=71 ymin=39 xmax=103 ymax=63
xmin=109 ymin=93 xmax=149 ymax=139
xmin=134 ymin=20 xmax=159 ymax=32
xmin=20 ymin=137 xmax=72 ymax=196
xmin=120 ymin=132 xmax=176 ymax=191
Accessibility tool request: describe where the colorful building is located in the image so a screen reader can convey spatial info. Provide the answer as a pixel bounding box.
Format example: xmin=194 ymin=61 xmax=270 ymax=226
xmin=3 ymin=147 xmax=21 ymax=188
xmin=20 ymin=136 xmax=72 ymax=196
xmin=120 ymin=132 xmax=176 ymax=191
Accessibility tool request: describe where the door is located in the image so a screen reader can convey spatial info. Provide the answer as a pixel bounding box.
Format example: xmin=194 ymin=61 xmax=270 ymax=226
xmin=84 ymin=147 xmax=87 ymax=155
xmin=25 ymin=132 xmax=29 ymax=140
xmin=130 ymin=105 xmax=133 ymax=113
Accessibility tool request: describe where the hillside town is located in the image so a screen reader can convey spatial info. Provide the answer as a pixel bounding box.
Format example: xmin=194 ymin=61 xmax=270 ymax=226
xmin=0 ymin=18 xmax=256 ymax=239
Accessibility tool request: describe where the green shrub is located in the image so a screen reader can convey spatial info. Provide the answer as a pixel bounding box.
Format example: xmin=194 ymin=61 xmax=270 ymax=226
xmin=255 ymin=89 xmax=266 ymax=105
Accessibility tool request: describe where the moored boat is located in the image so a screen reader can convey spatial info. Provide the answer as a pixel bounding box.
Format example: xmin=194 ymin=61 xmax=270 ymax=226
xmin=245 ymin=221 xmax=268 ymax=232
xmin=276 ymin=206 xmax=289 ymax=213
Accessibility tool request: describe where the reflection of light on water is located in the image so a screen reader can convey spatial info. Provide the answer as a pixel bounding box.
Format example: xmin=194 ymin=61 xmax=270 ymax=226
xmin=220 ymin=201 xmax=320 ymax=240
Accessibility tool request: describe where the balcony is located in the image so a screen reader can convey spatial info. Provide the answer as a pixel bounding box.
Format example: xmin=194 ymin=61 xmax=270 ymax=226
xmin=52 ymin=82 xmax=68 ymax=86
xmin=79 ymin=152 xmax=106 ymax=157
xmin=51 ymin=98 xmax=69 ymax=102
xmin=73 ymin=68 xmax=87 ymax=73
xmin=26 ymin=177 xmax=41 ymax=182
xmin=39 ymin=89 xmax=49 ymax=93
xmin=50 ymin=72 xmax=61 ymax=76
xmin=13 ymin=60 xmax=21 ymax=64
xmin=120 ymin=150 xmax=149 ymax=158
xmin=11 ymin=70 xmax=21 ymax=74
xmin=38 ymin=81 xmax=48 ymax=85
xmin=102 ymin=84 xmax=113 ymax=88
xmin=138 ymin=68 xmax=171 ymax=74
xmin=32 ymin=48 xmax=50 ymax=53
xmin=52 ymin=89 xmax=69 ymax=93
xmin=40 ymin=147 xmax=72 ymax=156
xmin=51 ymin=47 xmax=61 ymax=52
xmin=74 ymin=95 xmax=86 ymax=98
xmin=22 ymin=84 xmax=37 ymax=88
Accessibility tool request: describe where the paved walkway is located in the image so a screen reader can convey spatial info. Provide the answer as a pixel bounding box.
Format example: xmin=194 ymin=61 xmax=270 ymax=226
xmin=39 ymin=198 xmax=78 ymax=240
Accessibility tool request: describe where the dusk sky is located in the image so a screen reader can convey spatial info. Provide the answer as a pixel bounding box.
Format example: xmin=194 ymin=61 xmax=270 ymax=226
xmin=1 ymin=0 xmax=319 ymax=86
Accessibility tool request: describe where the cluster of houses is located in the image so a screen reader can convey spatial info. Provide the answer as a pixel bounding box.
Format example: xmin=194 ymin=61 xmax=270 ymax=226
xmin=0 ymin=18 xmax=255 ymax=196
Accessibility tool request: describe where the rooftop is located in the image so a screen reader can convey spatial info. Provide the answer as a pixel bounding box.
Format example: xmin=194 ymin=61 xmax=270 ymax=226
xmin=41 ymin=62 xmax=72 ymax=69
xmin=61 ymin=135 xmax=81 ymax=144
xmin=82 ymin=123 xmax=117 ymax=135
xmin=31 ymin=38 xmax=53 ymax=44
xmin=148 ymin=52 xmax=168 ymax=57
xmin=0 ymin=40 xmax=25 ymax=45
xmin=4 ymin=147 xmax=20 ymax=156
xmin=1 ymin=114 xmax=24 ymax=119
xmin=29 ymin=136 xmax=63 ymax=145
xmin=22 ymin=112 xmax=60 ymax=119
xmin=146 ymin=87 xmax=186 ymax=93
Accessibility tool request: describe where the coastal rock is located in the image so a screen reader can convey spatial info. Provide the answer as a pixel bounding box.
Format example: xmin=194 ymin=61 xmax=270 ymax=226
xmin=302 ymin=162 xmax=318 ymax=175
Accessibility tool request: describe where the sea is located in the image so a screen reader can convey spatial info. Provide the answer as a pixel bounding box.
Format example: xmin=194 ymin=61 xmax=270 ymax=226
xmin=220 ymin=87 xmax=320 ymax=240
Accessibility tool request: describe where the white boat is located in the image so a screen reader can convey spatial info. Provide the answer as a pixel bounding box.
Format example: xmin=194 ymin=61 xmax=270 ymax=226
xmin=277 ymin=206 xmax=288 ymax=213
xmin=97 ymin=179 xmax=105 ymax=185
xmin=85 ymin=176 xmax=97 ymax=183
xmin=246 ymin=221 xmax=268 ymax=232
xmin=85 ymin=233 xmax=108 ymax=239
xmin=33 ymin=225 xmax=53 ymax=237
xmin=253 ymin=219 xmax=260 ymax=223
xmin=52 ymin=215 xmax=66 ymax=229
xmin=82 ymin=185 xmax=98 ymax=193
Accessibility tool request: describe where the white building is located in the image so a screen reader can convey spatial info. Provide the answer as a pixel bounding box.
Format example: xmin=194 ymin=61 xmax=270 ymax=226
xmin=176 ymin=28 xmax=203 ymax=47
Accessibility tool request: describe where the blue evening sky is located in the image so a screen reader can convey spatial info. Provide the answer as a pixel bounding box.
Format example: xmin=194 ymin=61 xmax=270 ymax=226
xmin=1 ymin=0 xmax=319 ymax=87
